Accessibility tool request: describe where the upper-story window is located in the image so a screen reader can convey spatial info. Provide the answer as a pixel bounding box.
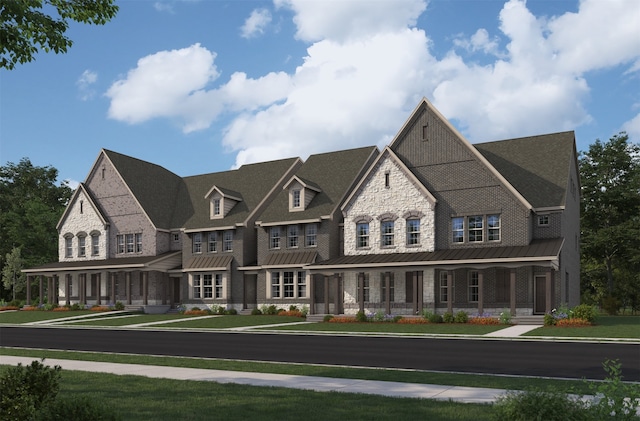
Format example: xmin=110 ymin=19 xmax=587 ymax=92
xmin=193 ymin=233 xmax=202 ymax=254
xmin=65 ymin=235 xmax=73 ymax=258
xmin=305 ymin=224 xmax=317 ymax=247
xmin=292 ymin=190 xmax=301 ymax=208
xmin=452 ymin=217 xmax=464 ymax=243
xmin=356 ymin=222 xmax=369 ymax=248
xmin=468 ymin=216 xmax=483 ymax=242
xmin=208 ymin=232 xmax=218 ymax=253
xmin=538 ymin=215 xmax=549 ymax=226
xmin=213 ymin=199 xmax=221 ymax=216
xmin=91 ymin=233 xmax=100 ymax=256
xmin=223 ymin=230 xmax=233 ymax=252
xmin=288 ymin=225 xmax=299 ymax=248
xmin=487 ymin=214 xmax=501 ymax=241
xmin=384 ymin=171 xmax=390 ymax=188
xmin=135 ymin=233 xmax=142 ymax=253
xmin=117 ymin=233 xmax=142 ymax=254
xmin=270 ymin=227 xmax=281 ymax=249
xmin=78 ymin=235 xmax=86 ymax=257
xmin=406 ymin=218 xmax=420 ymax=246
xmin=381 ymin=220 xmax=394 ymax=247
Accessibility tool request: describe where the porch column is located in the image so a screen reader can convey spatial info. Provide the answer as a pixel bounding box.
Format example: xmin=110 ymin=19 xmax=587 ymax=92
xmin=417 ymin=271 xmax=423 ymax=314
xmin=47 ymin=277 xmax=53 ymax=304
xmin=324 ymin=276 xmax=330 ymax=314
xmin=54 ymin=276 xmax=59 ymax=304
xmin=39 ymin=275 xmax=44 ymax=306
xmin=358 ymin=272 xmax=365 ymax=313
xmin=477 ymin=271 xmax=484 ymax=315
xmin=412 ymin=272 xmax=419 ymax=314
xmin=334 ymin=274 xmax=342 ymax=315
xmin=446 ymin=271 xmax=453 ymax=314
xmin=65 ymin=274 xmax=71 ymax=306
xmin=80 ymin=273 xmax=87 ymax=305
xmin=546 ymin=268 xmax=554 ymax=313
xmin=96 ymin=273 xmax=102 ymax=305
xmin=142 ymin=272 xmax=149 ymax=305
xmin=510 ymin=269 xmax=516 ymax=316
xmin=110 ymin=272 xmax=116 ymax=304
xmin=384 ymin=272 xmax=391 ymax=315
xmin=26 ymin=276 xmax=31 ymax=305
xmin=126 ymin=272 xmax=132 ymax=305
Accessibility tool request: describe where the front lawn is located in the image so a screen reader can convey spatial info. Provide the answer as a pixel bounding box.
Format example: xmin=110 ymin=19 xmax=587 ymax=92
xmin=524 ymin=315 xmax=640 ymax=338
xmin=0 ymin=310 xmax=100 ymax=323
xmin=269 ymin=321 xmax=505 ymax=335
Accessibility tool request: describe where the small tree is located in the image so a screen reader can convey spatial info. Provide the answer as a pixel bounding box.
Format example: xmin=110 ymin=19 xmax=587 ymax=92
xmin=2 ymin=247 xmax=25 ymax=300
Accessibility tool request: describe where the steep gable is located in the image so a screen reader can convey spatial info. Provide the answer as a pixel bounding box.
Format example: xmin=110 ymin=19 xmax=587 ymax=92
xmin=256 ymin=146 xmax=379 ymax=225
xmin=475 ymin=131 xmax=576 ymax=209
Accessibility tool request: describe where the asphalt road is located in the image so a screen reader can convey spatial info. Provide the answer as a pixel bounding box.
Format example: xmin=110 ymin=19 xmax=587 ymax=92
xmin=1 ymin=326 xmax=638 ymax=381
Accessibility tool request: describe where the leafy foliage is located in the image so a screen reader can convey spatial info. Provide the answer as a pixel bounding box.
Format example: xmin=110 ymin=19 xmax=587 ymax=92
xmin=1 ymin=0 xmax=118 ymax=69
xmin=0 ymin=359 xmax=61 ymax=420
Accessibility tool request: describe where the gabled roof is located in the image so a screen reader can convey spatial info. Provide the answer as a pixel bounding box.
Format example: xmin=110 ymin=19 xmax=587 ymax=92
xmin=475 ymin=131 xmax=576 ymax=209
xmin=102 ymin=149 xmax=184 ymax=230
xmin=57 ymin=183 xmax=108 ymax=231
xmin=284 ymin=175 xmax=322 ymax=192
xmin=204 ymin=185 xmax=243 ymax=202
xmin=256 ymin=146 xmax=379 ymax=225
xmin=177 ymin=157 xmax=300 ymax=230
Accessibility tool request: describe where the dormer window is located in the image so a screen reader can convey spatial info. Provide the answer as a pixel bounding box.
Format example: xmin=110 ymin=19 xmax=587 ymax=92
xmin=285 ymin=176 xmax=321 ymax=212
xmin=292 ymin=190 xmax=301 ymax=208
xmin=205 ymin=186 xmax=242 ymax=219
xmin=213 ymin=198 xmax=221 ymax=216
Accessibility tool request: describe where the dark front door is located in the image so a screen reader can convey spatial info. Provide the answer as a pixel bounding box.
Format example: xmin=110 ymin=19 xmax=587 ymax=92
xmin=172 ymin=278 xmax=181 ymax=306
xmin=243 ymin=275 xmax=257 ymax=310
xmin=534 ymin=276 xmax=546 ymax=314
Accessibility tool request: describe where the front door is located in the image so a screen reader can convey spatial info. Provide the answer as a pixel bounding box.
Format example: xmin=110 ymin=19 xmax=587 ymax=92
xmin=534 ymin=275 xmax=546 ymax=314
xmin=172 ymin=278 xmax=181 ymax=306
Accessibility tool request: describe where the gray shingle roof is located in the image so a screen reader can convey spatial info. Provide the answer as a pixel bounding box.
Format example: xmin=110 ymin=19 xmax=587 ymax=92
xmin=257 ymin=146 xmax=378 ymax=223
xmin=474 ymin=132 xmax=576 ymax=209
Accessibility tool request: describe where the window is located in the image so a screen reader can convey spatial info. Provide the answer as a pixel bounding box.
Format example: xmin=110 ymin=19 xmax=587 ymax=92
xmin=288 ymin=225 xmax=298 ymax=248
xmin=356 ymin=222 xmax=369 ymax=248
xmin=78 ymin=235 xmax=86 ymax=257
xmin=357 ymin=273 xmax=370 ymax=302
xmin=135 ymin=233 xmax=142 ymax=253
xmin=193 ymin=274 xmax=202 ymax=299
xmin=381 ymin=273 xmax=394 ymax=302
xmin=215 ymin=274 xmax=224 ymax=298
xmin=91 ymin=234 xmax=99 ymax=256
xmin=117 ymin=235 xmax=124 ymax=254
xmin=203 ymin=274 xmax=213 ymax=298
xmin=270 ymin=271 xmax=307 ymax=298
xmin=488 ymin=214 xmax=500 ymax=241
xmin=538 ymin=215 xmax=549 ymax=226
xmin=126 ymin=234 xmax=134 ymax=253
xmin=468 ymin=216 xmax=483 ymax=242
xmin=439 ymin=272 xmax=449 ymax=302
xmin=270 ymin=227 xmax=281 ymax=249
xmin=208 ymin=232 xmax=218 ymax=252
xmin=292 ymin=189 xmax=301 ymax=208
xmin=213 ymin=198 xmax=221 ymax=216
xmin=452 ymin=217 xmax=464 ymax=243
xmin=406 ymin=218 xmax=420 ymax=245
xmin=384 ymin=171 xmax=390 ymax=188
xmin=193 ymin=233 xmax=202 ymax=254
xmin=381 ymin=220 xmax=394 ymax=247
xmin=305 ymin=224 xmax=317 ymax=247
xmin=172 ymin=233 xmax=180 ymax=243
xmin=65 ymin=236 xmax=73 ymax=258
xmin=223 ymin=230 xmax=233 ymax=252
xmin=468 ymin=271 xmax=479 ymax=302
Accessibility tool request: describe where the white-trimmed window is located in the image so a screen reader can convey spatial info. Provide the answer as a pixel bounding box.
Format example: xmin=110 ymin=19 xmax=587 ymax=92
xmin=203 ymin=274 xmax=213 ymax=298
xmin=468 ymin=216 xmax=483 ymax=242
xmin=292 ymin=189 xmax=301 ymax=208
xmin=193 ymin=233 xmax=202 ymax=254
xmin=288 ymin=225 xmax=298 ymax=248
xmin=439 ymin=272 xmax=450 ymax=302
xmin=381 ymin=220 xmax=394 ymax=247
xmin=215 ymin=274 xmax=224 ymax=298
xmin=269 ymin=271 xmax=307 ymax=298
xmin=406 ymin=218 xmax=420 ymax=245
xmin=193 ymin=274 xmax=202 ymax=299
xmin=270 ymin=227 xmax=281 ymax=249
xmin=452 ymin=217 xmax=464 ymax=243
xmin=65 ymin=235 xmax=73 ymax=258
xmin=538 ymin=215 xmax=549 ymax=226
xmin=356 ymin=222 xmax=369 ymax=248
xmin=91 ymin=234 xmax=100 ymax=256
xmin=468 ymin=271 xmax=479 ymax=302
xmin=126 ymin=234 xmax=135 ymax=253
xmin=117 ymin=235 xmax=124 ymax=254
xmin=135 ymin=233 xmax=142 ymax=253
xmin=78 ymin=235 xmax=86 ymax=257
xmin=116 ymin=233 xmax=142 ymax=254
xmin=213 ymin=198 xmax=221 ymax=216
xmin=488 ymin=214 xmax=501 ymax=241
xmin=223 ymin=230 xmax=233 ymax=252
xmin=305 ymin=224 xmax=317 ymax=247
xmin=208 ymin=232 xmax=218 ymax=253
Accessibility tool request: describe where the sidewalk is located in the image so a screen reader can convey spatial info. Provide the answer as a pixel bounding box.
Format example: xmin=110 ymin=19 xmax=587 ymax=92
xmin=0 ymin=356 xmax=507 ymax=404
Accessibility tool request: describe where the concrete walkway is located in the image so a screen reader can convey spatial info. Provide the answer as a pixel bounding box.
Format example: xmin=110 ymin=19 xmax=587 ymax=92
xmin=0 ymin=356 xmax=507 ymax=404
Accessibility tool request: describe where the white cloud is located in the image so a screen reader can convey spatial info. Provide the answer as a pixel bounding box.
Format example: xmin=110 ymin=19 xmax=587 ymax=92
xmin=154 ymin=2 xmax=174 ymax=14
xmin=241 ymin=8 xmax=272 ymax=38
xmin=76 ymin=70 xmax=98 ymax=101
xmin=622 ymin=113 xmax=640 ymax=140
xmin=105 ymin=0 xmax=640 ymax=168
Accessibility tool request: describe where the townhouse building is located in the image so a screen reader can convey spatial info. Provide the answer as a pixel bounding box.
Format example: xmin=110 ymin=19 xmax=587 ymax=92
xmin=24 ymin=98 xmax=580 ymax=317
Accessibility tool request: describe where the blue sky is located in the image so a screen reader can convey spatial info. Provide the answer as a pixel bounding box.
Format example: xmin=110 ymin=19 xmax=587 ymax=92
xmin=1 ymin=0 xmax=639 ymax=188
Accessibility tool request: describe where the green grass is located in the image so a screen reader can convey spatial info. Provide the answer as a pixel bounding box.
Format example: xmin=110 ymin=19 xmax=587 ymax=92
xmin=50 ymin=370 xmax=494 ymax=421
xmin=524 ymin=315 xmax=640 ymax=338
xmin=268 ymin=321 xmax=505 ymax=334
xmin=0 ymin=347 xmax=608 ymax=394
xmin=0 ymin=310 xmax=102 ymax=323
xmin=157 ymin=315 xmax=307 ymax=328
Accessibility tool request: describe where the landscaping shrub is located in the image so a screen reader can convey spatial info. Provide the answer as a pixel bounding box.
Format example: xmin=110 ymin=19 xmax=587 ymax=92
xmin=0 ymin=360 xmax=61 ymax=421
xmin=250 ymin=308 xmax=262 ymax=315
xmin=114 ymin=301 xmax=125 ymax=311
xmin=492 ymin=389 xmax=589 ymax=420
xmin=427 ymin=313 xmax=443 ymax=323
xmin=454 ymin=311 xmax=468 ymax=323
xmin=602 ymin=295 xmax=621 ymax=316
xmin=224 ymin=308 xmax=237 ymax=315
xmin=585 ymin=359 xmax=640 ymax=420
xmin=355 ymin=310 xmax=367 ymax=323
xmin=555 ymin=318 xmax=591 ymax=327
xmin=544 ymin=313 xmax=556 ymax=326
xmin=571 ymin=304 xmax=598 ymax=324
xmin=323 ymin=314 xmax=334 ymax=322
xmin=422 ymin=309 xmax=433 ymax=320
xmin=442 ymin=312 xmax=454 ymax=323
xmin=499 ymin=310 xmax=512 ymax=325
